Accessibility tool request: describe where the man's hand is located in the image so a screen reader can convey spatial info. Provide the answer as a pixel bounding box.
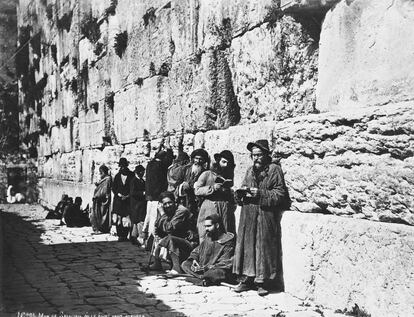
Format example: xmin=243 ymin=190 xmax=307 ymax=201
xmin=157 ymin=203 xmax=165 ymax=216
xmin=213 ymin=183 xmax=222 ymax=192
xmin=181 ymin=182 xmax=190 ymax=192
xmin=191 ymin=260 xmax=201 ymax=272
xmin=110 ymin=225 xmax=117 ymax=236
xmin=249 ymin=187 xmax=259 ymax=197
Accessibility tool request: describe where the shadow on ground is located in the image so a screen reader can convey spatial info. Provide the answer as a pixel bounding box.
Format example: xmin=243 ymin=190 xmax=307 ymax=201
xmin=0 ymin=208 xmax=184 ymax=316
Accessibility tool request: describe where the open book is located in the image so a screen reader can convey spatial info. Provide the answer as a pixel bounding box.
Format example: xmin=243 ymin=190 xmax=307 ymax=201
xmin=215 ymin=176 xmax=233 ymax=188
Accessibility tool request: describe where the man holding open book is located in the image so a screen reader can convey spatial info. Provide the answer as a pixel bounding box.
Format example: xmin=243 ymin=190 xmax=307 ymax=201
xmin=194 ymin=150 xmax=237 ymax=242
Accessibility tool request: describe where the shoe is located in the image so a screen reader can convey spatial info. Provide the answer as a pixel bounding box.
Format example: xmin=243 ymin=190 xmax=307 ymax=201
xmin=148 ymin=263 xmax=163 ymax=271
xmin=118 ymin=237 xmax=128 ymax=242
xmin=257 ymin=286 xmax=269 ymax=296
xmin=234 ymin=282 xmax=252 ymax=293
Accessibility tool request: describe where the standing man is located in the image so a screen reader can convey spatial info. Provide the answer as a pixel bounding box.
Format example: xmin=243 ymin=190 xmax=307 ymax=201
xmin=130 ymin=165 xmax=147 ymax=245
xmin=194 ymin=150 xmax=236 ymax=241
xmin=176 ymin=148 xmax=209 ymax=218
xmin=112 ymin=157 xmax=134 ymax=241
xmin=142 ymin=138 xmax=174 ymax=249
xmin=233 ymin=139 xmax=290 ymax=296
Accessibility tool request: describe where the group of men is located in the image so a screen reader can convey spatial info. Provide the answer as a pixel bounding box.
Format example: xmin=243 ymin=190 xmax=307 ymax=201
xmin=109 ymin=137 xmax=290 ymax=296
xmin=47 ymin=195 xmax=90 ymax=228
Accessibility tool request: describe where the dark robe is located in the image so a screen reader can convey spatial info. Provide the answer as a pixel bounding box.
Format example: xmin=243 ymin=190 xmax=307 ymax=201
xmin=64 ymin=204 xmax=90 ymax=227
xmin=233 ymin=163 xmax=289 ymax=284
xmin=46 ymin=200 xmax=67 ymax=219
xmin=112 ymin=170 xmax=134 ymax=239
xmin=112 ymin=171 xmax=134 ymax=217
xmin=155 ymin=205 xmax=198 ymax=264
xmin=130 ymin=176 xmax=147 ymax=224
xmin=182 ymin=232 xmax=235 ymax=284
xmin=91 ymin=175 xmax=112 ymax=233
xmin=194 ymin=165 xmax=236 ymax=241
xmin=145 ymin=149 xmax=174 ymax=201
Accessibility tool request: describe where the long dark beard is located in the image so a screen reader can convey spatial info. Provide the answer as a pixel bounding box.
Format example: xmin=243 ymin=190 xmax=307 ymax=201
xmin=212 ymin=163 xmax=233 ymax=180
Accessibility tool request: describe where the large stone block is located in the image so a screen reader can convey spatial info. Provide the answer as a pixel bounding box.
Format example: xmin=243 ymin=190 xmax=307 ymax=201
xmin=272 ymin=102 xmax=414 ymax=225
xmin=316 ymin=0 xmax=414 ymax=111
xmin=78 ymin=107 xmax=105 ymax=148
xmin=229 ymin=17 xmax=318 ymax=123
xmin=282 ymin=211 xmax=414 ymax=317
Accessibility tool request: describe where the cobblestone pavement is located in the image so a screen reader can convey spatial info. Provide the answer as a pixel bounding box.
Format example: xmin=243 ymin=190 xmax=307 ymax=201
xmin=0 ymin=204 xmax=347 ymax=317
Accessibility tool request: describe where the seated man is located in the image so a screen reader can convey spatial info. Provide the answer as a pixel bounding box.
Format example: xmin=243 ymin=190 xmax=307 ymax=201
xmin=64 ymin=197 xmax=90 ymax=227
xmin=150 ymin=191 xmax=198 ymax=274
xmin=46 ymin=194 xmax=68 ymax=219
xmin=181 ymin=214 xmax=235 ymax=285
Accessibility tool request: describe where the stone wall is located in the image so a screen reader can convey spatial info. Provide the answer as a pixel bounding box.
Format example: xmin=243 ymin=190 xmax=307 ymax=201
xmin=16 ymin=0 xmax=414 ymax=315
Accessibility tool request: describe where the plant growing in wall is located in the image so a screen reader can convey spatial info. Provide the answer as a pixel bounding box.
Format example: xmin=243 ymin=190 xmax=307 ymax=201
xmin=105 ymin=92 xmax=115 ymax=110
xmin=46 ymin=4 xmax=54 ymax=20
xmin=16 ymin=26 xmax=31 ymax=77
xmin=50 ymin=44 xmax=57 ymax=64
xmin=61 ymin=116 xmax=68 ymax=128
xmin=39 ymin=119 xmax=48 ymax=135
xmin=105 ymin=0 xmax=118 ymax=17
xmin=30 ymin=32 xmax=41 ymax=58
xmin=70 ymin=78 xmax=78 ymax=94
xmin=57 ymin=11 xmax=73 ymax=32
xmin=134 ymin=77 xmax=144 ymax=87
xmin=93 ymin=42 xmax=104 ymax=56
xmin=143 ymin=7 xmax=156 ymax=27
xmin=114 ymin=31 xmax=128 ymax=58
xmin=80 ymin=13 xmax=101 ymax=43
xmin=90 ymin=102 xmax=99 ymax=114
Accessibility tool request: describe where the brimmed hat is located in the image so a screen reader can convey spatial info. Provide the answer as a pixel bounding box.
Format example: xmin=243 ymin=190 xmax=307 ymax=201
xmin=247 ymin=139 xmax=270 ymax=154
xmin=191 ymin=148 xmax=209 ymax=162
xmin=118 ymin=157 xmax=129 ymax=167
xmin=214 ymin=150 xmax=235 ymax=166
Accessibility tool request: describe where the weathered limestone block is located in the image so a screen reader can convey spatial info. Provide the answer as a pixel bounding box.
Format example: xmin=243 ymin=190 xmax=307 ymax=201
xmin=170 ymin=0 xmax=199 ymax=62
xmin=197 ymin=0 xmax=278 ymax=50
xmin=49 ymin=126 xmax=61 ymax=154
xmin=317 ymin=0 xmax=414 ymax=111
xmin=229 ymin=17 xmax=318 ymax=123
xmin=60 ymin=151 xmax=81 ymax=181
xmin=167 ymin=60 xmax=209 ymax=132
xmin=78 ymin=107 xmax=105 ymax=149
xmin=108 ymin=0 xmax=173 ymax=91
xmin=281 ymin=0 xmax=340 ymax=12
xmin=282 ymin=211 xmax=414 ymax=317
xmin=113 ymin=87 xmax=139 ymax=144
xmin=113 ymin=77 xmax=167 ymax=143
xmin=81 ymin=148 xmax=103 ymax=184
xmin=273 ymin=103 xmax=414 ymax=224
xmin=168 ymin=49 xmax=240 ymax=132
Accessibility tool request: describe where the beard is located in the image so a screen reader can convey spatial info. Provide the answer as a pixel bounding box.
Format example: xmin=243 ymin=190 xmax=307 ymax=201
xmin=191 ymin=163 xmax=203 ymax=177
xmin=120 ymin=169 xmax=129 ymax=175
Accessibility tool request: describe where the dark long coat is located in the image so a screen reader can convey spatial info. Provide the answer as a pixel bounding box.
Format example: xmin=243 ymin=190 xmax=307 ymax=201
xmin=112 ymin=171 xmax=134 ymax=217
xmin=233 ymin=163 xmax=289 ymax=284
xmin=130 ymin=176 xmax=147 ymax=224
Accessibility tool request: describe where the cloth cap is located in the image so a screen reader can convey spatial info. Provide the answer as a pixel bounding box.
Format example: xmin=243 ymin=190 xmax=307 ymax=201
xmin=190 ymin=148 xmax=209 ymax=162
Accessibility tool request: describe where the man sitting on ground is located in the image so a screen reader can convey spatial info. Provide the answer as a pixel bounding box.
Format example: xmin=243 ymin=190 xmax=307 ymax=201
xmin=63 ymin=197 xmax=90 ymax=227
xmin=181 ymin=214 xmax=235 ymax=285
xmin=149 ymin=191 xmax=198 ymax=274
xmin=46 ymin=194 xmax=68 ymax=219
